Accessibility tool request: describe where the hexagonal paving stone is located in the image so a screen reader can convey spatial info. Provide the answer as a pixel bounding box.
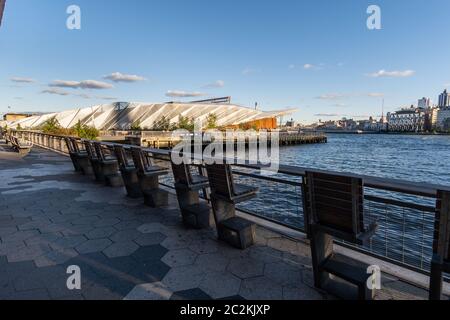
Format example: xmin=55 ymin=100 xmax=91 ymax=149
xmin=75 ymin=238 xmax=113 ymax=254
xmin=1 ymin=230 xmax=40 ymax=243
xmin=264 ymin=261 xmax=303 ymax=286
xmin=267 ymin=238 xmax=299 ymax=254
xmin=239 ymin=276 xmax=283 ymax=300
xmin=71 ymin=216 xmax=101 ymax=226
xmin=171 ymin=288 xmax=212 ymax=300
xmin=93 ymin=218 xmax=121 ymax=228
xmin=160 ymin=235 xmax=193 ymax=250
xmin=199 ymin=271 xmax=242 ymax=299
xmin=114 ymin=220 xmax=143 ymax=231
xmin=249 ymin=245 xmax=283 ymax=263
xmin=131 ymin=245 xmax=168 ymax=263
xmin=162 ymin=265 xmax=206 ymax=291
xmin=7 ymin=244 xmax=52 ymax=263
xmin=110 ymin=229 xmax=142 ymax=243
xmin=34 ymin=248 xmax=79 ymax=268
xmin=189 ymin=239 xmax=220 ymax=255
xmin=227 ymin=257 xmax=265 ymax=279
xmin=194 ymin=253 xmax=230 ymax=272
xmin=86 ymin=227 xmax=117 ymax=240
xmin=137 ymin=223 xmax=171 ymax=235
xmin=50 ymin=235 xmax=87 ymax=250
xmin=134 ymin=232 xmax=166 ymax=246
xmin=282 ymin=284 xmax=324 ymax=300
xmin=161 ymin=249 xmax=198 ymax=267
xmin=124 ymin=282 xmax=173 ymax=300
xmin=103 ymin=241 xmax=139 ymax=258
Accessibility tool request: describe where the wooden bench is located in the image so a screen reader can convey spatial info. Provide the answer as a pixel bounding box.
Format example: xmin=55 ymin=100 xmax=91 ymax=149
xmin=10 ymin=136 xmax=32 ymax=155
xmin=113 ymin=145 xmax=143 ymax=198
xmin=205 ymin=162 xmax=258 ymax=249
xmin=171 ymin=154 xmax=213 ymax=229
xmin=429 ymin=190 xmax=450 ymax=300
xmin=64 ymin=137 xmax=92 ymax=176
xmin=130 ymin=147 xmax=169 ymax=207
xmin=92 ymin=142 xmax=123 ymax=187
xmin=65 ymin=137 xmax=83 ymax=172
xmin=304 ymin=170 xmax=378 ymax=300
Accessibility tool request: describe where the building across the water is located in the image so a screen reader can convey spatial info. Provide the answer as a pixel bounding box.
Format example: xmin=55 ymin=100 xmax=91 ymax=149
xmin=3 ymin=112 xmax=35 ymax=122
xmin=386 ymin=106 xmax=429 ymax=132
xmin=6 ymin=102 xmax=297 ymax=131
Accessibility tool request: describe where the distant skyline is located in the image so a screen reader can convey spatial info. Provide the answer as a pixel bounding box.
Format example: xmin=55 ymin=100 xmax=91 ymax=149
xmin=1 ymin=0 xmax=449 ymax=123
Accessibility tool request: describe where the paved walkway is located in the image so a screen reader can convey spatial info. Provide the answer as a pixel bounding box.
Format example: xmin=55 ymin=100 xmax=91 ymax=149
xmin=0 ymin=143 xmax=433 ymax=300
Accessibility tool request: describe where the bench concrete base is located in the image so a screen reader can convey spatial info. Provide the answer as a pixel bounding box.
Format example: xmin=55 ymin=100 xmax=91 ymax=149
xmin=175 ymin=188 xmax=213 ymax=229
xmin=181 ymin=203 xmax=213 ymax=229
xmin=101 ymin=161 xmax=123 ymax=188
xmin=77 ymin=156 xmax=94 ymax=176
xmin=311 ymin=230 xmax=374 ymax=300
xmin=211 ymin=196 xmax=255 ymax=249
xmin=143 ymin=189 xmax=169 ymax=207
xmin=120 ymin=169 xmax=143 ymax=198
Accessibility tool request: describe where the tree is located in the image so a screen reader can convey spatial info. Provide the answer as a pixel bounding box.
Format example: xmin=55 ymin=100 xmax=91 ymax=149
xmin=151 ymin=116 xmax=174 ymax=131
xmin=73 ymin=120 xmax=99 ymax=140
xmin=177 ymin=115 xmax=195 ymax=131
xmin=41 ymin=117 xmax=62 ymax=134
xmin=205 ymin=113 xmax=218 ymax=129
xmin=130 ymin=121 xmax=142 ymax=131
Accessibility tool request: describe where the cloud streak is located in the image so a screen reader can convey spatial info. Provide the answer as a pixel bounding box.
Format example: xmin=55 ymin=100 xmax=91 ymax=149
xmin=11 ymin=77 xmax=36 ymax=83
xmin=316 ymin=93 xmax=348 ymax=100
xmin=49 ymin=80 xmax=114 ymax=89
xmin=41 ymin=88 xmax=70 ymax=96
xmin=367 ymin=69 xmax=415 ymax=78
xmin=202 ymin=80 xmax=225 ymax=88
xmin=166 ymin=90 xmax=206 ymax=98
xmin=103 ymin=72 xmax=146 ymax=83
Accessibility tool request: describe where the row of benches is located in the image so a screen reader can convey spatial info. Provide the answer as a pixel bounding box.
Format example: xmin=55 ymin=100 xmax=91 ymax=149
xmin=62 ymin=137 xmax=449 ymax=300
xmin=2 ymin=132 xmax=33 ymax=154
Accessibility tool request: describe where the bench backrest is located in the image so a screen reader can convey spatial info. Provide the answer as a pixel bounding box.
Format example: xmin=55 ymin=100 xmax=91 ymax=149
xmin=305 ymin=171 xmax=365 ymax=241
xmin=83 ymin=140 xmax=96 ymax=159
xmin=65 ymin=137 xmax=76 ymax=153
xmin=93 ymin=142 xmax=106 ymax=161
xmin=171 ymin=160 xmax=193 ymax=186
xmin=205 ymin=163 xmax=235 ymax=200
xmin=114 ymin=145 xmax=132 ymax=169
xmin=131 ymin=147 xmax=150 ymax=174
xmin=434 ymin=190 xmax=450 ymax=269
xmin=71 ymin=138 xmax=81 ymax=153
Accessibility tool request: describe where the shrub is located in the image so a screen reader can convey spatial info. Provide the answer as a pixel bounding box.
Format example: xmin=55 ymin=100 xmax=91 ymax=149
xmin=177 ymin=115 xmax=195 ymax=131
xmin=205 ymin=113 xmax=218 ymax=129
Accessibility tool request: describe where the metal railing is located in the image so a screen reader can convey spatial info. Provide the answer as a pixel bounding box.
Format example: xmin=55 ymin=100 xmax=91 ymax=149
xmin=11 ymin=130 xmax=450 ymax=278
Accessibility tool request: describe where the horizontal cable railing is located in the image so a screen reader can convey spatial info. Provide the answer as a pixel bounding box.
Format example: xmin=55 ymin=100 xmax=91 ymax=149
xmin=11 ymin=130 xmax=450 ymax=278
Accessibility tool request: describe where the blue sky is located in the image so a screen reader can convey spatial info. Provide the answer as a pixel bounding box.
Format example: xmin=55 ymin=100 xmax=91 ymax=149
xmin=1 ymin=0 xmax=449 ymax=123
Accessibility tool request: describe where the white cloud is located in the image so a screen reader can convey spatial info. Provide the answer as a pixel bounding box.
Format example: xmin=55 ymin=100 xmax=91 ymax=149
xmin=242 ymin=67 xmax=259 ymax=75
xmin=10 ymin=77 xmax=36 ymax=83
xmin=103 ymin=72 xmax=146 ymax=83
xmin=166 ymin=90 xmax=206 ymax=98
xmin=288 ymin=64 xmax=295 ymax=69
xmin=316 ymin=93 xmax=348 ymax=100
xmin=314 ymin=113 xmax=341 ymax=117
xmin=49 ymin=80 xmax=114 ymax=89
xmin=41 ymin=88 xmax=70 ymax=96
xmin=367 ymin=92 xmax=385 ymax=97
xmin=202 ymin=80 xmax=225 ymax=88
xmin=303 ymin=64 xmax=314 ymax=70
xmin=367 ymin=69 xmax=415 ymax=78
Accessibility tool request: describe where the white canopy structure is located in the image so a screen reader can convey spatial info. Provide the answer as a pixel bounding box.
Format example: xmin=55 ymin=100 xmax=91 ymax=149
xmin=7 ymin=102 xmax=297 ymax=130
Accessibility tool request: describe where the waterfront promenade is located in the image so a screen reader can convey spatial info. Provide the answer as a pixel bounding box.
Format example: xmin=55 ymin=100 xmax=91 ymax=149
xmin=0 ymin=141 xmax=442 ymax=300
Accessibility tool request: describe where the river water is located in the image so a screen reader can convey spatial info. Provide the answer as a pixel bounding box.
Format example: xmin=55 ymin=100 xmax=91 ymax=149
xmin=236 ymin=134 xmax=450 ymax=270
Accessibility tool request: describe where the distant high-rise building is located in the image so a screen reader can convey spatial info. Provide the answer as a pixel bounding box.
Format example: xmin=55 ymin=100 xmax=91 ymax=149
xmin=438 ymin=89 xmax=450 ymax=107
xmin=418 ymin=97 xmax=431 ymax=109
